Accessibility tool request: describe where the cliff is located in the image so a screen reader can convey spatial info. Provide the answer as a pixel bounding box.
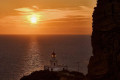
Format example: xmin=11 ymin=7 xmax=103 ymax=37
xmin=20 ymin=70 xmax=85 ymax=80
xmin=87 ymin=0 xmax=120 ymax=80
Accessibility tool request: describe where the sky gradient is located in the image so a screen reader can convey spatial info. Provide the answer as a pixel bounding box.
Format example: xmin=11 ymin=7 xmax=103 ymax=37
xmin=0 ymin=0 xmax=96 ymax=35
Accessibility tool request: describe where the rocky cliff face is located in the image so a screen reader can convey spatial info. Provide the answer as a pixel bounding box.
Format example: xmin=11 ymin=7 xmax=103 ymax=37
xmin=87 ymin=0 xmax=120 ymax=80
xmin=20 ymin=71 xmax=85 ymax=80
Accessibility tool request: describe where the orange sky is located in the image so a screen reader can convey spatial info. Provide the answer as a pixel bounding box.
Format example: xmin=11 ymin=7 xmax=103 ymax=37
xmin=0 ymin=0 xmax=96 ymax=35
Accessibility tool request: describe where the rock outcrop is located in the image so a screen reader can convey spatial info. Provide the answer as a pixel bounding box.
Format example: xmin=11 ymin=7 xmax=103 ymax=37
xmin=87 ymin=0 xmax=120 ymax=80
xmin=20 ymin=70 xmax=85 ymax=80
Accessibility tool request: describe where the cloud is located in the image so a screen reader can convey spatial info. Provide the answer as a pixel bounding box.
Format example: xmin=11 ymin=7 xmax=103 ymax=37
xmin=0 ymin=5 xmax=93 ymax=35
xmin=15 ymin=8 xmax=34 ymax=12
xmin=46 ymin=15 xmax=91 ymax=22
xmin=1 ymin=5 xmax=93 ymax=24
xmin=32 ymin=6 xmax=39 ymax=10
xmin=14 ymin=7 xmax=35 ymax=15
xmin=0 ymin=0 xmax=96 ymax=18
xmin=38 ymin=6 xmax=93 ymax=22
xmin=35 ymin=15 xmax=92 ymax=35
xmin=14 ymin=5 xmax=92 ymax=21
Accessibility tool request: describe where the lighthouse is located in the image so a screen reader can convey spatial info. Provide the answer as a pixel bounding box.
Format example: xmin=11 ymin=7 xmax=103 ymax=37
xmin=44 ymin=51 xmax=68 ymax=71
xmin=50 ymin=51 xmax=58 ymax=67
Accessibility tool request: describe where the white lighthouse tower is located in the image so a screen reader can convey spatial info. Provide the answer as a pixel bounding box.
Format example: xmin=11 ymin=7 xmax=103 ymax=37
xmin=50 ymin=51 xmax=58 ymax=67
xmin=44 ymin=51 xmax=68 ymax=71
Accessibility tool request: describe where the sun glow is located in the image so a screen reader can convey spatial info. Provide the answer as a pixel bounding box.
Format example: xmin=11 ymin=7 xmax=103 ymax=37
xmin=28 ymin=14 xmax=41 ymax=24
xmin=31 ymin=15 xmax=37 ymax=23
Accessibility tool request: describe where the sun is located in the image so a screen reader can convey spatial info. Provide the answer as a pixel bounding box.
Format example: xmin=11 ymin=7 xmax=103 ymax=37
xmin=27 ymin=13 xmax=41 ymax=24
xmin=30 ymin=15 xmax=38 ymax=24
xmin=27 ymin=14 xmax=41 ymax=24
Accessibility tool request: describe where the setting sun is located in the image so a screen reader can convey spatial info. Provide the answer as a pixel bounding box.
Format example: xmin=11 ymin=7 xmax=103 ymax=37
xmin=28 ymin=14 xmax=41 ymax=24
xmin=30 ymin=15 xmax=38 ymax=23
xmin=31 ymin=16 xmax=37 ymax=23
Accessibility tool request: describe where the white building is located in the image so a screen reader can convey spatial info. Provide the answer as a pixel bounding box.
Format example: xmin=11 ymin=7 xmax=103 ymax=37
xmin=44 ymin=51 xmax=68 ymax=71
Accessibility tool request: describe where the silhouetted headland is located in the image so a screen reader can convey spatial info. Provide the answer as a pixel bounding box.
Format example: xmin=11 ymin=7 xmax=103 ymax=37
xmin=20 ymin=70 xmax=85 ymax=80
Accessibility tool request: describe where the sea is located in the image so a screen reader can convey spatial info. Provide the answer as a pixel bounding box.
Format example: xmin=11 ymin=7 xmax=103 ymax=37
xmin=0 ymin=35 xmax=92 ymax=80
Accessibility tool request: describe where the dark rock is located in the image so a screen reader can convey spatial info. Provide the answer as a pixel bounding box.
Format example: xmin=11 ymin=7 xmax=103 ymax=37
xmin=20 ymin=70 xmax=85 ymax=80
xmin=87 ymin=0 xmax=120 ymax=80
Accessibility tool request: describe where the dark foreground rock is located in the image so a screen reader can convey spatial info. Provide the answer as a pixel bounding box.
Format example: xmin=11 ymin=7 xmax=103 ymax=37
xmin=20 ymin=70 xmax=86 ymax=80
xmin=87 ymin=0 xmax=120 ymax=80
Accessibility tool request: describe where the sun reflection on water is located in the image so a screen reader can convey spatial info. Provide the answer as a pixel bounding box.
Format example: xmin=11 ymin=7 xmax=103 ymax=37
xmin=22 ymin=37 xmax=44 ymax=75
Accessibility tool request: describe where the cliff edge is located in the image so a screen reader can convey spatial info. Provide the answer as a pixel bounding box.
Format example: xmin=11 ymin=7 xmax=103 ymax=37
xmin=87 ymin=0 xmax=120 ymax=80
xmin=20 ymin=70 xmax=85 ymax=80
